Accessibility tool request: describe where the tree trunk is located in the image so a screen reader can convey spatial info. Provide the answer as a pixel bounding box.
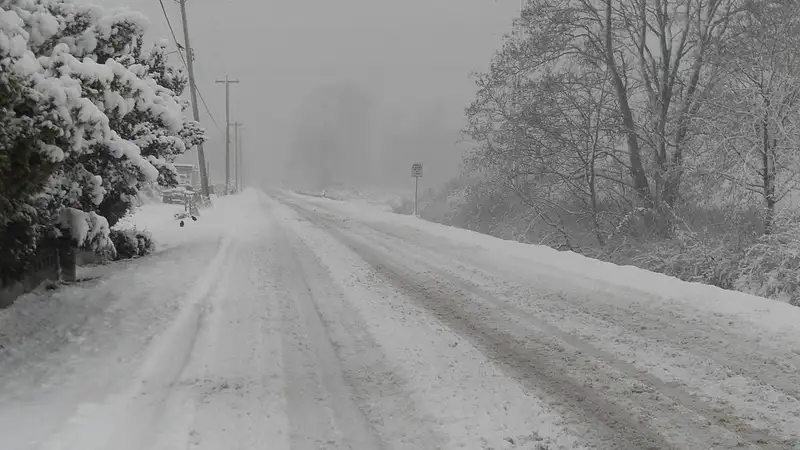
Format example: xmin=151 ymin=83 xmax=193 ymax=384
xmin=663 ymin=125 xmax=688 ymax=207
xmin=588 ymin=105 xmax=605 ymax=247
xmin=604 ymin=0 xmax=652 ymax=210
xmin=762 ymin=107 xmax=777 ymax=235
xmin=57 ymin=237 xmax=76 ymax=283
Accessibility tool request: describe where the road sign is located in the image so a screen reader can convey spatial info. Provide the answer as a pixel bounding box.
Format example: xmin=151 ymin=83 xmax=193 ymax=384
xmin=412 ymin=163 xmax=423 ymax=178
xmin=411 ymin=163 xmax=423 ymax=216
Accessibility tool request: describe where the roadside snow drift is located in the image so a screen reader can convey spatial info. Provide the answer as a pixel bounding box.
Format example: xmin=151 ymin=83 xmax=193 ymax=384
xmin=286 ymin=191 xmax=800 ymax=341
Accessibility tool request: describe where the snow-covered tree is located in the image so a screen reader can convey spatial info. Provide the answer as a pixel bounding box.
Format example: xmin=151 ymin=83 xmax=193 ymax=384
xmin=697 ymin=0 xmax=800 ymax=234
xmin=1 ymin=2 xmax=119 ymax=279
xmin=466 ymin=0 xmax=741 ymax=235
xmin=16 ymin=0 xmax=206 ymax=227
xmin=135 ymin=40 xmax=205 ymax=189
xmin=0 ymin=0 xmax=205 ymax=281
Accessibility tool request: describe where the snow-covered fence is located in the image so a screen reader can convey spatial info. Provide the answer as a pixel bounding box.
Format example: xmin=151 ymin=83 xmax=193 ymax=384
xmin=0 ymin=242 xmax=60 ymax=309
xmin=0 ymin=237 xmax=85 ymax=308
xmin=76 ymin=248 xmax=109 ymax=266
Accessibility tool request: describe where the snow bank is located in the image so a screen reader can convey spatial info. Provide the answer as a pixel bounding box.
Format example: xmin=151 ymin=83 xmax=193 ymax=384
xmin=0 ymin=191 xmax=259 ymax=367
xmin=115 ymin=190 xmax=259 ymax=252
xmin=287 ymin=192 xmax=800 ymax=338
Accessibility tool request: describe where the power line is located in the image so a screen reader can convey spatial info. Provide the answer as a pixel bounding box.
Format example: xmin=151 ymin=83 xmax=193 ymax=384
xmin=158 ymin=0 xmax=183 ymax=57
xmin=157 ymin=0 xmax=222 ymax=134
xmin=194 ymin=80 xmax=222 ymax=133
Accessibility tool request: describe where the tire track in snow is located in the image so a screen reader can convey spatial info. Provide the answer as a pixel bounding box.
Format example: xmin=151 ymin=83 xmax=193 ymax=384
xmin=358 ymin=212 xmax=800 ymax=402
xmin=368 ymin=219 xmax=800 ymax=400
xmin=43 ymin=233 xmax=235 ymax=450
xmin=275 ymin=239 xmax=383 ymax=450
xmin=279 ymin=193 xmax=789 ymax=449
xmin=0 ymin=242 xmax=226 ymax=450
xmin=162 ymin=227 xmax=290 ymax=450
xmin=326 ymin=210 xmax=800 ymax=447
xmin=321 ymin=226 xmax=674 ymax=450
xmin=270 ymin=197 xmax=585 ymax=450
xmin=263 ymin=195 xmax=448 ymax=450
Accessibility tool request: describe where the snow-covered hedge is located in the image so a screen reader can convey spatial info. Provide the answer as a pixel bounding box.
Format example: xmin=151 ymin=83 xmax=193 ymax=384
xmin=0 ymin=0 xmax=204 ymax=282
xmin=410 ymin=173 xmax=800 ymax=307
xmin=736 ymin=224 xmax=800 ymax=306
xmin=630 ymin=230 xmax=742 ymax=290
xmin=109 ymin=228 xmax=154 ymax=260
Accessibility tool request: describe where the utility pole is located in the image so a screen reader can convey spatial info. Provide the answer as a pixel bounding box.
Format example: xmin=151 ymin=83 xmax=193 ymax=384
xmin=239 ymin=131 xmax=245 ymax=189
xmin=177 ymin=0 xmax=210 ymax=198
xmin=236 ymin=124 xmax=246 ymax=191
xmin=215 ymin=75 xmax=239 ymax=194
xmin=235 ymin=124 xmax=246 ymax=191
xmin=233 ymin=121 xmax=241 ymax=192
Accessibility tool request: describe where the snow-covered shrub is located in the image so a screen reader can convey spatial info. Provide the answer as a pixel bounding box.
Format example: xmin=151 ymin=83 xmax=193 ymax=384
xmin=109 ymin=228 xmax=153 ymax=260
xmin=629 ymin=229 xmax=742 ymax=289
xmin=58 ymin=207 xmax=111 ymax=251
xmin=736 ymin=223 xmax=800 ymax=305
xmin=391 ymin=197 xmax=415 ymax=215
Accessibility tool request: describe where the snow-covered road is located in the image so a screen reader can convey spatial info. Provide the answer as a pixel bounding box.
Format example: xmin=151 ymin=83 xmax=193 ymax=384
xmin=1 ymin=189 xmax=799 ymax=450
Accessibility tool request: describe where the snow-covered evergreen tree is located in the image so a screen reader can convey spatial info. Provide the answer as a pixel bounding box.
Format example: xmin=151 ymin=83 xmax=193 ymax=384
xmin=0 ymin=2 xmax=109 ymax=280
xmin=19 ymin=0 xmax=205 ymax=227
xmin=0 ymin=0 xmax=205 ymax=281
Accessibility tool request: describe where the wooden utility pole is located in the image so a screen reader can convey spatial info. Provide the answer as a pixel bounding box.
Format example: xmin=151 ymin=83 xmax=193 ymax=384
xmin=177 ymin=0 xmax=210 ymax=198
xmin=215 ymin=75 xmax=239 ymax=194
xmin=233 ymin=121 xmax=241 ymax=192
xmin=239 ymin=131 xmax=245 ymax=189
xmin=235 ymin=124 xmax=246 ymax=191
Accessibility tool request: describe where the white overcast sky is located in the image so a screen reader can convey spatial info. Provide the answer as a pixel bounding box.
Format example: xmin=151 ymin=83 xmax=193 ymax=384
xmin=84 ymin=0 xmax=521 ymax=187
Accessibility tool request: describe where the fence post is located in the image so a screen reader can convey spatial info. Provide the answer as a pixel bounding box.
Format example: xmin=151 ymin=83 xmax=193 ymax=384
xmin=58 ymin=238 xmax=76 ymax=282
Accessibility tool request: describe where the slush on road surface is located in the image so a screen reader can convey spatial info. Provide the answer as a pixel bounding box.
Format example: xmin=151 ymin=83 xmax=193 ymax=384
xmin=1 ymin=189 xmax=799 ymax=449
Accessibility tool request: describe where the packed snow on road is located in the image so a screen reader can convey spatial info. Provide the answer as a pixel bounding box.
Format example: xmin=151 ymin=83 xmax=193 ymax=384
xmin=0 ymin=189 xmax=799 ymax=450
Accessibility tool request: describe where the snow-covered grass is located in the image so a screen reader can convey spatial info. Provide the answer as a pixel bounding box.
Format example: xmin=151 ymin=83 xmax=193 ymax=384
xmin=285 ymin=191 xmax=800 ymax=344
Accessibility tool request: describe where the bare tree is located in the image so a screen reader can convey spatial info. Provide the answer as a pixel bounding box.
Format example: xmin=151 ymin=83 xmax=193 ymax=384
xmin=619 ymin=0 xmax=738 ymax=209
xmin=465 ymin=31 xmax=624 ymax=246
xmin=700 ymin=0 xmax=800 ymax=234
xmin=467 ymin=0 xmax=739 ymax=235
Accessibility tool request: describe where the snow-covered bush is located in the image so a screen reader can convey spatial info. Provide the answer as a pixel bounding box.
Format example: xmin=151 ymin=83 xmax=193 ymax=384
xmin=109 ymin=227 xmax=153 ymax=260
xmin=629 ymin=230 xmax=742 ymax=289
xmin=0 ymin=0 xmax=204 ymax=282
xmin=736 ymin=223 xmax=800 ymax=305
xmin=390 ymin=197 xmax=415 ymax=215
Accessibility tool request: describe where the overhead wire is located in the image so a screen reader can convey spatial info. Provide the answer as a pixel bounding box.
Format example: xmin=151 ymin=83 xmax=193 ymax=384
xmin=157 ymin=0 xmax=223 ymax=134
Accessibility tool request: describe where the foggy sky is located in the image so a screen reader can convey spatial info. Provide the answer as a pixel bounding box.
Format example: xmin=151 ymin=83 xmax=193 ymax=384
xmin=84 ymin=0 xmax=520 ymax=189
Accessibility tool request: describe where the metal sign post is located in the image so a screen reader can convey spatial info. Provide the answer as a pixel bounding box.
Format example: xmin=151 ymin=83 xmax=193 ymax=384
xmin=411 ymin=163 xmax=423 ymax=216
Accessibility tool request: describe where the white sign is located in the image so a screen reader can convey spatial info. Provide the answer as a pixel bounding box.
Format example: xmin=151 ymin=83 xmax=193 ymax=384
xmin=412 ymin=163 xmax=423 ymax=178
